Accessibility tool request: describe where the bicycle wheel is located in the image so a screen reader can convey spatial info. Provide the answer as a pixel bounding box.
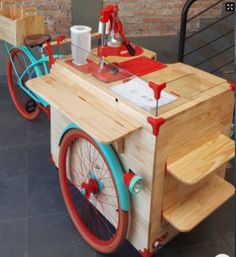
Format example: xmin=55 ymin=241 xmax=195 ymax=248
xmin=59 ymin=129 xmax=128 ymax=254
xmin=7 ymin=48 xmax=41 ymax=120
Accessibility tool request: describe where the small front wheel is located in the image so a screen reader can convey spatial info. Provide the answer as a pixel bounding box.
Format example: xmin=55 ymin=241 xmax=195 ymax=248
xmin=59 ymin=129 xmax=128 ymax=254
xmin=7 ymin=48 xmax=41 ymax=120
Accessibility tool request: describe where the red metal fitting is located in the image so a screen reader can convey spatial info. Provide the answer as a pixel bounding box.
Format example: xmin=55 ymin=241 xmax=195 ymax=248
xmin=44 ymin=42 xmax=55 ymax=68
xmin=139 ymin=248 xmax=152 ymax=257
xmin=124 ymin=172 xmax=135 ymax=188
xmin=81 ymin=179 xmax=99 ymax=199
xmin=227 ymin=81 xmax=235 ymax=92
xmin=149 ymin=81 xmax=167 ymax=100
xmin=57 ymin=35 xmax=66 ymax=46
xmin=147 ymin=117 xmax=166 ymax=137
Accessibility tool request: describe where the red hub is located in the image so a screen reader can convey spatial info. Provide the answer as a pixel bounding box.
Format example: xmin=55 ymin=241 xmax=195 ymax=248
xmin=81 ymin=179 xmax=99 ymax=199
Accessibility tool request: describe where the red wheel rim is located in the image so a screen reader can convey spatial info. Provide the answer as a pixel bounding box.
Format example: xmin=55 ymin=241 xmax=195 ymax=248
xmin=7 ymin=48 xmax=40 ymax=120
xmin=59 ymin=129 xmax=128 ymax=254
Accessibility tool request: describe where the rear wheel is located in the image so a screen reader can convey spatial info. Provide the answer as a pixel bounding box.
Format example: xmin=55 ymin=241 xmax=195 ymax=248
xmin=7 ymin=48 xmax=41 ymax=120
xmin=59 ymin=129 xmax=128 ymax=253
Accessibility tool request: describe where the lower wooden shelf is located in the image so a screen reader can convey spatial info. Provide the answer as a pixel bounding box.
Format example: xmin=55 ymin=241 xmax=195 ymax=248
xmin=163 ymin=175 xmax=234 ymax=232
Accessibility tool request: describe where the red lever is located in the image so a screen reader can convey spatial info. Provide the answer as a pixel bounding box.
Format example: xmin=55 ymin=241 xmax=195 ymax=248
xmin=147 ymin=117 xmax=166 ymax=136
xmin=100 ymin=4 xmax=118 ymax=23
xmin=149 ymin=82 xmax=166 ymax=100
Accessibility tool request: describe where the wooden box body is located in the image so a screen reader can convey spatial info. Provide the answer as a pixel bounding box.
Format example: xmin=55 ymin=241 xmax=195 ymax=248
xmin=0 ymin=3 xmax=44 ymax=46
xmin=27 ymin=56 xmax=235 ymax=254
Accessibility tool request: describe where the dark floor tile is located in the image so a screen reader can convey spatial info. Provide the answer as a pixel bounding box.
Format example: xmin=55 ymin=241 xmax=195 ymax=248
xmin=96 ymin=240 xmax=139 ymax=257
xmin=0 ymin=219 xmax=27 ymax=257
xmin=27 ymin=143 xmax=56 ymax=177
xmin=28 ymin=212 xmax=95 ymax=257
xmin=165 ymin=218 xmax=222 ymax=250
xmin=0 ymin=176 xmax=27 ymax=220
xmin=224 ymin=238 xmax=235 ymax=257
xmin=161 ymin=241 xmax=231 ymax=257
xmin=28 ymin=175 xmax=65 ymax=216
xmin=210 ymin=196 xmax=234 ymax=241
xmin=0 ymin=86 xmax=10 ymax=102
xmin=0 ymin=146 xmax=27 ymax=179
xmin=0 ymin=119 xmax=28 ymax=148
xmin=0 ymin=75 xmax=7 ymax=87
xmin=0 ymin=100 xmax=26 ymax=122
xmin=27 ymin=114 xmax=50 ymax=145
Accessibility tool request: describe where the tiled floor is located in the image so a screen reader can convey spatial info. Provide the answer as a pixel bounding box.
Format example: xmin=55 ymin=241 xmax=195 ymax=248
xmin=0 ymin=75 xmax=234 ymax=257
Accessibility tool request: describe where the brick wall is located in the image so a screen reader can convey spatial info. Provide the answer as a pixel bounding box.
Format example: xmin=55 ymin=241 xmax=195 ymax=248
xmin=4 ymin=0 xmax=71 ymax=38
xmin=103 ymin=0 xmax=225 ymax=37
xmin=4 ymin=0 xmax=225 ymax=38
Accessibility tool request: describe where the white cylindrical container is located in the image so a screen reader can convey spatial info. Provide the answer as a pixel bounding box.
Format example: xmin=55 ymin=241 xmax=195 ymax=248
xmin=70 ymin=25 xmax=92 ymax=65
xmin=215 ymin=254 xmax=230 ymax=257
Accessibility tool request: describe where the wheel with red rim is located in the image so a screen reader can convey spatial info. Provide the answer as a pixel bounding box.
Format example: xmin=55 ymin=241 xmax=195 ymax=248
xmin=59 ymin=129 xmax=128 ymax=254
xmin=7 ymin=48 xmax=41 ymax=120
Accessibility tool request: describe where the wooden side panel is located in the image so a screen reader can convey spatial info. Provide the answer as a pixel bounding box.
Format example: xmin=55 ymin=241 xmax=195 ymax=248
xmin=50 ymin=105 xmax=157 ymax=251
xmin=15 ymin=15 xmax=44 ymax=45
xmin=0 ymin=15 xmax=16 ymax=45
xmin=148 ymin=88 xmax=234 ymax=248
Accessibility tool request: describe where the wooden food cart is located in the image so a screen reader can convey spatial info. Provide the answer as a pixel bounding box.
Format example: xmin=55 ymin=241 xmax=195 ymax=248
xmin=26 ymin=46 xmax=235 ymax=256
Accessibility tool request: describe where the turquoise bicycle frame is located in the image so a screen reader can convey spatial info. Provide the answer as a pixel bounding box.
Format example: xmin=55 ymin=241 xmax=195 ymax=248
xmin=4 ymin=41 xmax=58 ymax=108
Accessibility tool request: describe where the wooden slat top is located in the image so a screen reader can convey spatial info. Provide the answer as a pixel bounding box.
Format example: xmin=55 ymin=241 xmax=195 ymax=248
xmin=27 ymin=75 xmax=142 ymax=144
xmin=164 ymin=175 xmax=234 ymax=232
xmin=167 ymin=135 xmax=235 ymax=185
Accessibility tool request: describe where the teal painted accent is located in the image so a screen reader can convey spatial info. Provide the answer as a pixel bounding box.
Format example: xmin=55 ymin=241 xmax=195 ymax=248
xmin=129 ymin=175 xmax=144 ymax=195
xmin=59 ymin=124 xmax=130 ymax=211
xmin=80 ymin=188 xmax=86 ymax=196
xmin=4 ymin=42 xmax=63 ymax=108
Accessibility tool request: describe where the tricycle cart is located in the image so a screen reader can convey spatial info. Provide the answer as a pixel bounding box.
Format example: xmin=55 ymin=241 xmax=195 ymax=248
xmin=1 ymin=2 xmax=234 ymax=257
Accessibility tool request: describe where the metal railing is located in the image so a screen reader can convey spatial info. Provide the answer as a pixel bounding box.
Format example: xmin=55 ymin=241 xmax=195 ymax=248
xmin=178 ymin=0 xmax=234 ymax=75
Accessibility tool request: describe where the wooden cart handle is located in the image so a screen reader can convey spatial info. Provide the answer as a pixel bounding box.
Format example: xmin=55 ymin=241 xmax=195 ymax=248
xmin=20 ymin=6 xmax=37 ymax=17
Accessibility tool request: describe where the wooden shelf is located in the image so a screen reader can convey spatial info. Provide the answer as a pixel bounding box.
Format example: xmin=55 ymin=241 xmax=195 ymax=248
xmin=167 ymin=135 xmax=235 ymax=185
xmin=27 ymin=75 xmax=142 ymax=144
xmin=163 ymin=175 xmax=234 ymax=232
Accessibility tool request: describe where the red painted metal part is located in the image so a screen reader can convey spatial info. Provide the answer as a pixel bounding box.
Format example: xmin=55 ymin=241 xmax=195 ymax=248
xmin=44 ymin=42 xmax=55 ymax=68
xmin=50 ymin=153 xmax=55 ymax=166
xmin=97 ymin=44 xmax=143 ymax=58
xmin=81 ymin=179 xmax=99 ymax=199
xmin=37 ymin=104 xmax=50 ymax=120
xmin=124 ymin=172 xmax=135 ymax=188
xmin=227 ymin=81 xmax=235 ymax=92
xmin=100 ymin=4 xmax=119 ymax=23
xmin=147 ymin=117 xmax=166 ymax=137
xmin=149 ymin=82 xmax=167 ymax=100
xmin=57 ymin=35 xmax=66 ymax=46
xmin=139 ymin=248 xmax=152 ymax=257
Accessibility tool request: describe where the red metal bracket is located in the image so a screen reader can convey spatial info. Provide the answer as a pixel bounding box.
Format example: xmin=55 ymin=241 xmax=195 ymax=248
xmin=147 ymin=117 xmax=166 ymax=137
xmin=45 ymin=42 xmax=56 ymax=68
xmin=149 ymin=81 xmax=166 ymax=100
xmin=227 ymin=81 xmax=235 ymax=92
xmin=57 ymin=35 xmax=66 ymax=46
xmin=139 ymin=248 xmax=152 ymax=257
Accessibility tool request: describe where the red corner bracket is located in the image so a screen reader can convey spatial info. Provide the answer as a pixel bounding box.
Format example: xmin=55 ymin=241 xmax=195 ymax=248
xmin=227 ymin=81 xmax=235 ymax=92
xmin=147 ymin=117 xmax=166 ymax=136
xmin=149 ymin=81 xmax=166 ymax=100
xmin=139 ymin=248 xmax=152 ymax=257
